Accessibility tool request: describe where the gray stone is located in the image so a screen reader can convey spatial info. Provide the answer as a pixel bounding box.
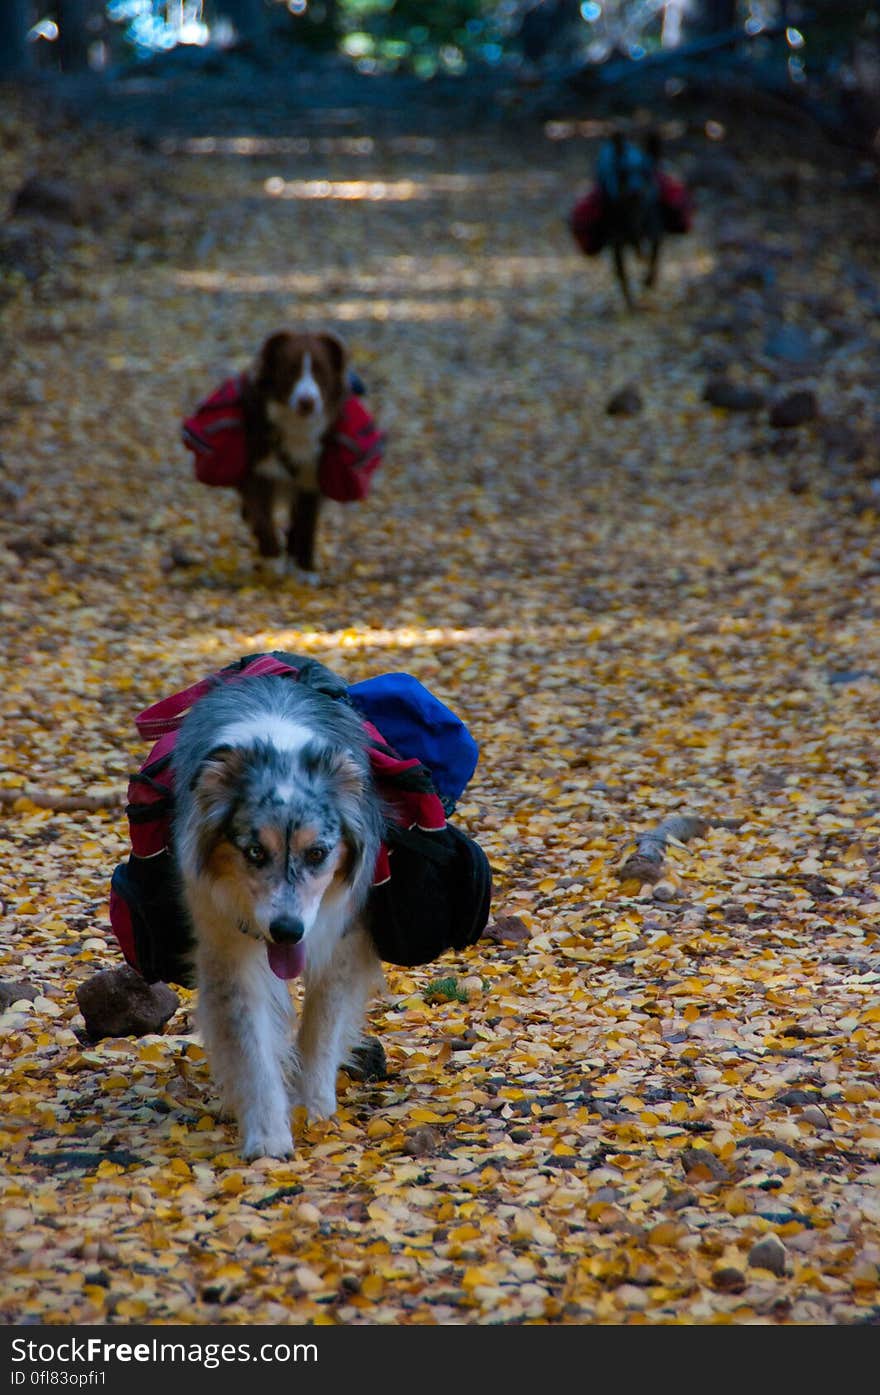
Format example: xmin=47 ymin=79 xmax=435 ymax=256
xmin=748 ymin=1233 xmax=787 ymax=1277
xmin=764 ymin=324 xmax=818 ymax=364
xmin=0 ymin=979 xmax=40 ymax=1010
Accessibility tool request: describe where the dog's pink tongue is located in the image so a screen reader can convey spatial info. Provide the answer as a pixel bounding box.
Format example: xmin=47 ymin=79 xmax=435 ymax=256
xmin=267 ymin=941 xmax=305 ymax=981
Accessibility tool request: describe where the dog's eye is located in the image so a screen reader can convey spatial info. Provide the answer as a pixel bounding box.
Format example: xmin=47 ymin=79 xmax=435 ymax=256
xmin=244 ymin=842 xmax=268 ymax=867
xmin=304 ymin=846 xmax=327 ymax=868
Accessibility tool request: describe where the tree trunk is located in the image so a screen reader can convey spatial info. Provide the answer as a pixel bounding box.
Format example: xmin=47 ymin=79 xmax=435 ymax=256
xmin=0 ymin=0 xmax=32 ymax=77
xmin=57 ymin=0 xmax=92 ymax=72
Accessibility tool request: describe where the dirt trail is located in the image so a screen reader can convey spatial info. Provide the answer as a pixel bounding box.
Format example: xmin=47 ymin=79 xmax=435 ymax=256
xmin=2 ymin=83 xmax=880 ymax=1324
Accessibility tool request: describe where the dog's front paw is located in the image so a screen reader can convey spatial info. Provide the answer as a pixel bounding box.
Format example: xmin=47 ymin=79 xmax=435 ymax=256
xmin=301 ymin=1085 xmax=337 ymax=1124
xmin=283 ymin=558 xmax=321 ymax=587
xmin=240 ymin=1128 xmax=294 ymax=1161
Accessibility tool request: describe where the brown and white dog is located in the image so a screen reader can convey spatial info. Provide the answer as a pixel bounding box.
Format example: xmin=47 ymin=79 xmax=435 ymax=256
xmin=238 ymin=331 xmax=348 ymax=583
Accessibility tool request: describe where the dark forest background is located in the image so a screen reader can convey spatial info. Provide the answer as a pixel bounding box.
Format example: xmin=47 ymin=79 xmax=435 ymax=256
xmin=0 ymin=3 xmax=878 ymax=161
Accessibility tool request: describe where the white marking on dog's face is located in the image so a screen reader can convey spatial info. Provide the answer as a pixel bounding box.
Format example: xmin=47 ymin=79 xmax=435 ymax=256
xmin=289 ymin=352 xmax=323 ymax=418
xmin=252 ymin=839 xmax=347 ymax=940
xmin=217 ymin=715 xmax=317 ymax=755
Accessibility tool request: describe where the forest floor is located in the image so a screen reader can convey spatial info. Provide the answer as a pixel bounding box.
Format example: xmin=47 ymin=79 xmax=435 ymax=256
xmin=1 ymin=68 xmax=880 ymax=1326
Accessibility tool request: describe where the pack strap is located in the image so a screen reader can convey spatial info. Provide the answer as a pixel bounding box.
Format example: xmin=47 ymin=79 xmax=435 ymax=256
xmin=384 ymin=823 xmax=456 ymax=866
xmin=136 ymin=655 xmax=299 ymax=739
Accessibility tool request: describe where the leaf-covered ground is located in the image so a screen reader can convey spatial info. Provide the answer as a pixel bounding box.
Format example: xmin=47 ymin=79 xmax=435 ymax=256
xmin=2 ymin=82 xmax=880 ymax=1326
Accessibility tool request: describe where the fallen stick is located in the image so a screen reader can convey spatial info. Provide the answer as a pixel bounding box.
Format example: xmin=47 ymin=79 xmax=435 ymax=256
xmin=0 ymin=787 xmax=123 ymax=812
xmin=618 ymin=813 xmax=709 ymax=886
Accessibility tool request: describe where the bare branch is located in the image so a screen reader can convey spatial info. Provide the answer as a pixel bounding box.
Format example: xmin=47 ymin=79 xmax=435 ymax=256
xmin=0 ymin=788 xmax=123 ymax=813
xmin=618 ymin=813 xmax=709 ymax=886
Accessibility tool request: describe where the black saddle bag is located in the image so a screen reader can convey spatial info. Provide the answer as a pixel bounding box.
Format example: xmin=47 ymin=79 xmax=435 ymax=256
xmin=366 ymin=822 xmax=492 ymax=968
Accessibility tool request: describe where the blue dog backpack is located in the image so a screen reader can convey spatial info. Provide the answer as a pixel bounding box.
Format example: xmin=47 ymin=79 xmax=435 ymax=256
xmin=349 ymin=672 xmax=479 ymax=815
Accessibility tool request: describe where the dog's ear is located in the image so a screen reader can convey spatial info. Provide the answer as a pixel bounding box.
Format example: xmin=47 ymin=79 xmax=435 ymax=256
xmin=192 ymin=745 xmax=247 ymax=835
xmin=306 ymin=743 xmax=377 ymax=885
xmin=317 ymin=332 xmax=347 ymax=380
xmin=253 ymin=332 xmax=290 ymax=389
xmin=329 ymin=747 xmax=367 ymax=802
xmin=308 ymin=743 xmax=366 ymax=801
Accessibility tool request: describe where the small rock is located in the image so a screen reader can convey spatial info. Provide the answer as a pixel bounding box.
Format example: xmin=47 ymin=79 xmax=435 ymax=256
xmin=748 ymin=1233 xmax=787 ymax=1277
xmin=0 ymin=477 xmax=25 ymax=507
xmin=591 ymin=1186 xmax=621 ymax=1203
xmin=703 ymin=377 xmax=765 ymax=411
xmin=652 ymin=879 xmax=678 ymax=902
xmin=820 ymin=419 xmax=865 ymax=466
xmin=460 ymin=975 xmax=484 ymax=997
xmin=482 ymin=915 xmax=530 ymax=945
xmin=733 ymin=261 xmax=776 ymax=290
xmin=775 ymin=1089 xmax=821 ymax=1106
xmin=827 ymin=669 xmax=875 ymax=687
xmin=763 ymin=324 xmax=818 ymax=364
xmin=712 ymin=1266 xmax=747 ymax=1293
xmin=0 ymin=979 xmax=40 ymax=1010
xmin=769 ymin=390 xmax=818 ymax=429
xmin=801 ymin=1104 xmax=831 ymax=1129
xmin=161 ymin=543 xmax=198 ymax=572
xmin=606 ymin=384 xmax=643 ymax=416
xmin=295 ymin=1202 xmax=322 ymax=1224
xmin=75 ymin=965 xmax=179 ymax=1040
xmin=788 ymin=469 xmax=809 ymax=495
xmin=681 ymin=1147 xmax=729 ymax=1181
xmin=508 ymin=1126 xmax=532 ymax=1144
xmin=10 ymin=176 xmax=84 ymax=224
xmin=403 ymin=1126 xmax=441 ymax=1157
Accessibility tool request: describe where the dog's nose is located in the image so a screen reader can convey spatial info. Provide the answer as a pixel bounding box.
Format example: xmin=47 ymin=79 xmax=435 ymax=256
xmin=294 ymin=397 xmax=316 ymax=416
xmin=269 ymin=915 xmax=305 ymax=944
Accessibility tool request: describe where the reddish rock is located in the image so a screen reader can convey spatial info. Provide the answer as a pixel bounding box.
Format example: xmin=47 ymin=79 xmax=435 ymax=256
xmin=483 ymin=915 xmax=531 ymax=945
xmin=769 ymin=389 xmax=819 ymax=429
xmin=76 ymin=965 xmax=179 ymax=1040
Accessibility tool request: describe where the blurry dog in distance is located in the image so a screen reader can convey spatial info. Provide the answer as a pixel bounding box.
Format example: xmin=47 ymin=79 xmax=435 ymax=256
xmin=172 ymin=673 xmax=385 ymax=1160
xmin=596 ymin=131 xmax=664 ymax=309
xmin=238 ymin=331 xmax=348 ymax=584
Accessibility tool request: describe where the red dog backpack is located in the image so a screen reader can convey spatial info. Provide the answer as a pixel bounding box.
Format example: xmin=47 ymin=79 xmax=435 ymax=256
xmin=318 ymin=395 xmax=385 ymax=503
xmin=181 ymin=375 xmax=249 ymax=487
xmin=656 ymin=172 xmax=694 ymax=235
xmin=569 ymin=187 xmax=608 ymax=256
xmin=109 ymin=653 xmax=491 ymax=986
xmin=182 ymin=379 xmax=385 ymax=502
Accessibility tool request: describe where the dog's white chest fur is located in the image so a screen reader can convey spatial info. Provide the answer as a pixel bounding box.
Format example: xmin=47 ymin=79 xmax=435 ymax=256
xmin=256 ymin=401 xmax=325 ymax=490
